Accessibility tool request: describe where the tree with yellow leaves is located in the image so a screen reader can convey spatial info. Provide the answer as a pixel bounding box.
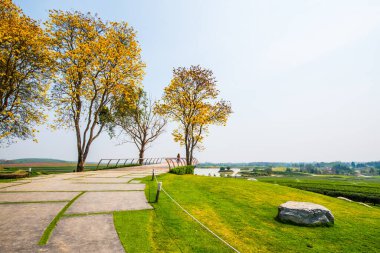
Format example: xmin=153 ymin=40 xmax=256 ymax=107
xmin=155 ymin=66 xmax=232 ymax=165
xmin=0 ymin=0 xmax=53 ymax=144
xmin=46 ymin=11 xmax=145 ymax=172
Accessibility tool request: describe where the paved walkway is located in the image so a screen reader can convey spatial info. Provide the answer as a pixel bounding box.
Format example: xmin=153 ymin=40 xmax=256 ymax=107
xmin=0 ymin=164 xmax=168 ymax=253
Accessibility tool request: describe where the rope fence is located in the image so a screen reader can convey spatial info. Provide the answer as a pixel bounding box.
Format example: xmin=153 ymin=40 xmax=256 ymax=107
xmin=152 ymin=170 xmax=240 ymax=253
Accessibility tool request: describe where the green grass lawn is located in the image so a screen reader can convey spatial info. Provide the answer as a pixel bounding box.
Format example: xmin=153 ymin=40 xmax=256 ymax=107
xmin=114 ymin=174 xmax=380 ymax=253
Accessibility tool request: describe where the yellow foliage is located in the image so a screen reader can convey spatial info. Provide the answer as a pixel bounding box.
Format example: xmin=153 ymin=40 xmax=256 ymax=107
xmin=46 ymin=10 xmax=145 ymax=129
xmin=156 ymin=66 xmax=232 ymax=162
xmin=0 ymin=0 xmax=53 ymax=143
xmin=45 ymin=10 xmax=145 ymax=170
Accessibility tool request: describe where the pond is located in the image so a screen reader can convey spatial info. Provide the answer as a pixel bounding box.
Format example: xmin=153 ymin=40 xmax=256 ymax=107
xmin=194 ymin=167 xmax=241 ymax=177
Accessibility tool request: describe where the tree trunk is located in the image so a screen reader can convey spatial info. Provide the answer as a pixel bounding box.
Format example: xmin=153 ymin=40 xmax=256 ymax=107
xmin=139 ymin=145 xmax=145 ymax=165
xmin=185 ymin=144 xmax=191 ymax=165
xmin=76 ymin=152 xmax=85 ymax=172
xmin=139 ymin=148 xmax=144 ymax=165
xmin=189 ymin=146 xmax=194 ymax=166
xmin=75 ymin=123 xmax=84 ymax=172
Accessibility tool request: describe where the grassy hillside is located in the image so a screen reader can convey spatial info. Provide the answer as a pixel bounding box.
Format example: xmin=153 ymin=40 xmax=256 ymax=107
xmin=114 ymin=174 xmax=380 ymax=252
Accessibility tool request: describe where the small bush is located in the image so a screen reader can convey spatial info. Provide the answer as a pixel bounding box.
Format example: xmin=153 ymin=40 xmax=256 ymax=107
xmin=169 ymin=165 xmax=195 ymax=175
xmin=0 ymin=170 xmax=28 ymax=179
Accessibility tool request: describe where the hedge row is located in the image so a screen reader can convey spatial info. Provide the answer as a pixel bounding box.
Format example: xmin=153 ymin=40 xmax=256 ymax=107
xmin=281 ymin=182 xmax=380 ymax=195
xmin=289 ymin=185 xmax=380 ymax=205
xmin=169 ymin=165 xmax=195 ymax=175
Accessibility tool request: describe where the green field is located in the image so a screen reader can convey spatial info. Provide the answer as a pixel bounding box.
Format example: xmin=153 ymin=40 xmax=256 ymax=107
xmin=257 ymin=175 xmax=380 ymax=205
xmin=0 ymin=158 xmax=70 ymax=164
xmin=114 ymin=174 xmax=380 ymax=252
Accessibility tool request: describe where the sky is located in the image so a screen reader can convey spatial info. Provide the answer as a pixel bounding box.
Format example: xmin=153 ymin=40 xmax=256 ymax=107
xmin=2 ymin=0 xmax=380 ymax=163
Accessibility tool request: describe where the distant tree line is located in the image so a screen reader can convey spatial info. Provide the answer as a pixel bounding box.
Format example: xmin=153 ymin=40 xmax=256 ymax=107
xmin=200 ymin=161 xmax=380 ymax=176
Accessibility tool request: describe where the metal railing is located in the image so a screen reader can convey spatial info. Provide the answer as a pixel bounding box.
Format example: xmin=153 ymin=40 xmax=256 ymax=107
xmin=96 ymin=157 xmax=165 ymax=169
xmin=96 ymin=157 xmax=198 ymax=170
xmin=164 ymin=157 xmax=199 ymax=170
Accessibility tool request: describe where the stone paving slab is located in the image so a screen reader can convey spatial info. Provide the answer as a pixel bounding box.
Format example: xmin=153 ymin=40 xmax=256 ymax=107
xmin=66 ymin=191 xmax=152 ymax=214
xmin=120 ymin=174 xmax=149 ymax=178
xmin=0 ymin=192 xmax=79 ymax=203
xmin=0 ymin=203 xmax=66 ymax=253
xmin=0 ymin=182 xmax=29 ymax=189
xmin=29 ymin=175 xmax=55 ymax=180
xmin=85 ymin=173 xmax=130 ymax=178
xmin=68 ymin=177 xmax=132 ymax=183
xmin=43 ymin=214 xmax=124 ymax=253
xmin=43 ymin=173 xmax=94 ymax=180
xmin=53 ymin=174 xmax=95 ymax=180
xmin=2 ymin=181 xmax=145 ymax=191
xmin=119 ymin=171 xmax=165 ymax=178
xmin=111 ymin=163 xmax=168 ymax=171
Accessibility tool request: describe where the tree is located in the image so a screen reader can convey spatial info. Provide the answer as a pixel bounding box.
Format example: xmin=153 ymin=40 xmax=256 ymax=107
xmin=115 ymin=91 xmax=166 ymax=164
xmin=332 ymin=163 xmax=353 ymax=175
xmin=155 ymin=65 xmax=232 ymax=165
xmin=46 ymin=11 xmax=145 ymax=172
xmin=0 ymin=0 xmax=52 ymax=144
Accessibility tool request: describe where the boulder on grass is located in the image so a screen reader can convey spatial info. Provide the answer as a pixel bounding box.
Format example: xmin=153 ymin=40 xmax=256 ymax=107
xmin=277 ymin=201 xmax=334 ymax=226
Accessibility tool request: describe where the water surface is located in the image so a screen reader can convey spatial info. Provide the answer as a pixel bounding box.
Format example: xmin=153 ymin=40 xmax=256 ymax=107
xmin=194 ymin=168 xmax=241 ymax=177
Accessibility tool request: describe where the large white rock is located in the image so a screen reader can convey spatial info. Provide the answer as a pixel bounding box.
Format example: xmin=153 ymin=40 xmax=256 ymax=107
xmin=277 ymin=201 xmax=334 ymax=226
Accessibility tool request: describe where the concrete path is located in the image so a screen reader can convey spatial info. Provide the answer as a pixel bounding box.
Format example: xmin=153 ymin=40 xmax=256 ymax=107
xmin=0 ymin=164 xmax=168 ymax=253
xmin=0 ymin=203 xmax=67 ymax=253
xmin=41 ymin=215 xmax=125 ymax=253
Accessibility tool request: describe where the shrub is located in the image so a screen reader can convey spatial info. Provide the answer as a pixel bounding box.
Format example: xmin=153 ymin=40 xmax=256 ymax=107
xmin=169 ymin=165 xmax=195 ymax=175
xmin=0 ymin=170 xmax=28 ymax=179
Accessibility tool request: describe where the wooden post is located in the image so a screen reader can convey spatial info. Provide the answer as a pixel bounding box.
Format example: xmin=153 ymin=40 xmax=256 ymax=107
xmin=152 ymin=169 xmax=155 ymax=181
xmin=155 ymin=182 xmax=162 ymax=202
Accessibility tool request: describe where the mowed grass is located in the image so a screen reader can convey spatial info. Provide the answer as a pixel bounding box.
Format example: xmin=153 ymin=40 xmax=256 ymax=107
xmin=114 ymin=174 xmax=380 ymax=253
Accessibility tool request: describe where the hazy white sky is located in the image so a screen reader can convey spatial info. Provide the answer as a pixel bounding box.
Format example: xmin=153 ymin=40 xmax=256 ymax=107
xmin=2 ymin=0 xmax=380 ymax=163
